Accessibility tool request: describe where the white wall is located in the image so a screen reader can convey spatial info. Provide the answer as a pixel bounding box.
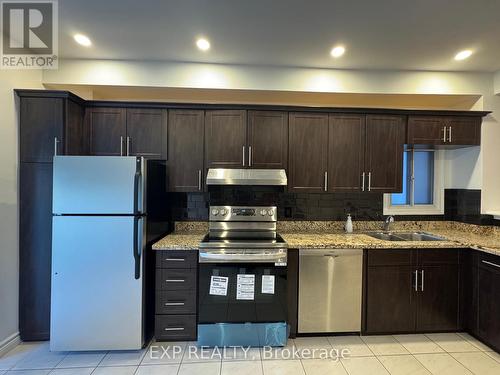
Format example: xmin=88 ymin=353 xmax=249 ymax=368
xmin=0 ymin=70 xmax=43 ymax=346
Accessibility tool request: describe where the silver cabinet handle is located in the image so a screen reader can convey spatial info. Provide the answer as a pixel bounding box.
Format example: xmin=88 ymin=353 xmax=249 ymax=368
xmin=198 ymin=170 xmax=202 ymax=191
xmin=448 ymin=126 xmax=452 ymax=143
xmin=242 ymin=146 xmax=246 ymax=166
xmin=248 ymin=146 xmax=252 ymax=167
xmin=361 ymin=172 xmax=366 ymax=192
xmin=165 ymin=258 xmax=185 ymax=262
xmin=166 ymin=279 xmax=185 ymax=283
xmin=482 ymin=260 xmax=500 ymax=269
xmin=126 ymin=136 xmax=130 ymax=156
xmin=442 ymin=126 xmax=447 ymax=142
xmin=120 ymin=136 xmax=124 ymax=156
xmin=324 ymin=171 xmax=328 ymax=192
xmin=421 ymin=270 xmax=424 ymax=291
xmin=164 ymin=327 xmax=185 ymax=331
xmin=414 ymin=270 xmax=418 ymax=291
xmin=368 ymin=172 xmax=372 ymax=191
xmin=54 ymin=137 xmax=59 ymax=156
xmin=164 ymin=302 xmax=185 ymax=306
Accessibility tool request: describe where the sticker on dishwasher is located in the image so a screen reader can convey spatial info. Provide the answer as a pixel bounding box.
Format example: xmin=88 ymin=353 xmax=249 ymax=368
xmin=261 ymin=275 xmax=275 ymax=294
xmin=209 ymin=276 xmax=228 ymax=296
xmin=236 ymin=274 xmax=255 ymax=300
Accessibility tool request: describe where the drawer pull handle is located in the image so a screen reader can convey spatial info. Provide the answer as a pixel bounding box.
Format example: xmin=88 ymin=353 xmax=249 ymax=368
xmin=166 ymin=279 xmax=185 ymax=283
xmin=164 ymin=327 xmax=185 ymax=331
xmin=165 ymin=258 xmax=185 ymax=262
xmin=165 ymin=302 xmax=185 ymax=306
xmin=482 ymin=260 xmax=500 ymax=269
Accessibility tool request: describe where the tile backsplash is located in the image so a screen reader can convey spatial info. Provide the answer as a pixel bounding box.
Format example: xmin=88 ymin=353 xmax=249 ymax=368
xmin=168 ymin=186 xmax=496 ymax=225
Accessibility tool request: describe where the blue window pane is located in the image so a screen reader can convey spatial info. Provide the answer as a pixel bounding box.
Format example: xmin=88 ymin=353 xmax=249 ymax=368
xmin=414 ymin=151 xmax=434 ymax=204
xmin=391 ymin=151 xmax=410 ymax=205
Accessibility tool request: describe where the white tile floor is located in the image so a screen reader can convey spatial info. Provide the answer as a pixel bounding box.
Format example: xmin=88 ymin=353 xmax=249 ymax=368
xmin=0 ymin=333 xmax=498 ymax=375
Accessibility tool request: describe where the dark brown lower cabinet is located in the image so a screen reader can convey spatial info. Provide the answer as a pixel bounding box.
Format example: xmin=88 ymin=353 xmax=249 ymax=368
xmin=416 ymin=264 xmax=460 ymax=331
xmin=155 ymin=250 xmax=198 ymax=341
xmin=476 ymin=252 xmax=500 ymax=352
xmin=363 ymin=249 xmax=461 ymax=335
xmin=19 ymin=162 xmax=53 ymax=341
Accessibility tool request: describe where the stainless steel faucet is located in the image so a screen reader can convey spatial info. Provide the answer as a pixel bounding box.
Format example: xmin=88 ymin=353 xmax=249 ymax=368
xmin=383 ymin=216 xmax=395 ymax=231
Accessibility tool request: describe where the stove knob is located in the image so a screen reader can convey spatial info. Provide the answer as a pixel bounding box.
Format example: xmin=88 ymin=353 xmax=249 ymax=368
xmin=260 ymin=209 xmax=267 ymax=216
xmin=267 ymin=209 xmax=274 ymax=216
xmin=220 ymin=209 xmax=227 ymax=216
xmin=211 ymin=209 xmax=219 ymax=216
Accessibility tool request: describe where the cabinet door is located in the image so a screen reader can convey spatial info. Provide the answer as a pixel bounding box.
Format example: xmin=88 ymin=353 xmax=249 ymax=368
xmin=416 ymin=265 xmax=460 ymax=331
xmin=126 ymin=108 xmax=167 ymax=158
xmin=447 ymin=117 xmax=481 ymax=145
xmin=247 ymin=111 xmax=288 ymax=169
xmin=205 ymin=110 xmax=247 ymax=168
xmin=19 ymin=162 xmax=53 ymax=340
xmin=65 ymin=99 xmax=87 ymax=156
xmin=20 ymin=97 xmax=63 ymax=162
xmin=288 ymin=113 xmax=328 ymax=193
xmin=328 ymin=114 xmax=365 ymax=191
xmin=168 ymin=110 xmax=205 ymax=192
xmin=407 ymin=116 xmax=447 ymax=145
xmin=365 ymin=115 xmax=405 ymax=192
xmin=364 ymin=265 xmax=416 ymax=334
xmin=88 ymin=107 xmax=126 ymax=156
xmin=477 ymin=256 xmax=500 ymax=351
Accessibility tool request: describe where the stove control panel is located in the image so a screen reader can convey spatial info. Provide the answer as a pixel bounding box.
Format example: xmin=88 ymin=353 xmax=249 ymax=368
xmin=209 ymin=206 xmax=277 ymax=222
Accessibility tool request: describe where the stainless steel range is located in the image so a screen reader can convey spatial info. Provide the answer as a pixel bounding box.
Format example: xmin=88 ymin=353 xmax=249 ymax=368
xmin=197 ymin=205 xmax=288 ymax=347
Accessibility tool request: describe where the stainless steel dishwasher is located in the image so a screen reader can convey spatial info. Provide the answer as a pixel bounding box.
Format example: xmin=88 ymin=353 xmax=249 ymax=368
xmin=298 ymin=249 xmax=363 ymax=333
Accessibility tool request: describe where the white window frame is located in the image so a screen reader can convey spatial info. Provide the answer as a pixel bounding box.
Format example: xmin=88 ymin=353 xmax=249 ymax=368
xmin=383 ymin=149 xmax=444 ymax=215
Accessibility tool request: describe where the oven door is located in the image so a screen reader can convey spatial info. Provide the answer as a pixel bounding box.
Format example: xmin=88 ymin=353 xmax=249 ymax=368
xmin=197 ymin=252 xmax=288 ymax=347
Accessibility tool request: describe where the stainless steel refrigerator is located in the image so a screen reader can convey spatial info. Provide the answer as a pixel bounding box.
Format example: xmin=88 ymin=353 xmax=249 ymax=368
xmin=50 ymin=156 xmax=168 ymax=351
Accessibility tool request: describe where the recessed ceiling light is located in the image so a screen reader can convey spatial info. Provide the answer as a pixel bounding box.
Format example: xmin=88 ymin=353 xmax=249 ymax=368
xmin=74 ymin=34 xmax=92 ymax=47
xmin=454 ymin=49 xmax=472 ymax=61
xmin=330 ymin=45 xmax=345 ymax=58
xmin=196 ymin=38 xmax=210 ymax=51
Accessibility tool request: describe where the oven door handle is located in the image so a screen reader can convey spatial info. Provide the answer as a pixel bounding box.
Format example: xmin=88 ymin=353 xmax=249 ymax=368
xmin=199 ymin=250 xmax=287 ymax=264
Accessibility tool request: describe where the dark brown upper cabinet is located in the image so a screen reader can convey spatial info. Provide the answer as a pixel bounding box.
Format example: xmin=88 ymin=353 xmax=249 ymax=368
xmin=247 ymin=111 xmax=288 ymax=169
xmin=363 ymin=249 xmax=462 ymax=335
xmin=88 ymin=107 xmax=126 ymax=156
xmin=126 ymin=108 xmax=167 ymax=158
xmin=168 ymin=110 xmax=205 ymax=192
xmin=205 ymin=110 xmax=247 ymax=168
xmin=365 ymin=115 xmax=405 ymax=193
xmin=19 ymin=95 xmax=86 ymax=162
xmin=288 ymin=112 xmax=329 ymax=193
xmin=328 ymin=114 xmax=365 ymax=192
xmin=408 ymin=115 xmax=480 ymax=146
xmin=88 ymin=107 xmax=167 ymax=158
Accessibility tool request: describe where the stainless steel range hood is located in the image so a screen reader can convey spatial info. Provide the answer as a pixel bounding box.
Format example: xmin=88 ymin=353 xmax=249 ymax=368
xmin=206 ymin=168 xmax=287 ymax=186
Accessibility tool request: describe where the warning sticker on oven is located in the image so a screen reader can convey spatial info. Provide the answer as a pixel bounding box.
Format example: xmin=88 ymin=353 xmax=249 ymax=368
xmin=236 ymin=274 xmax=255 ymax=300
xmin=209 ymin=276 xmax=228 ymax=296
xmin=261 ymin=275 xmax=275 ymax=294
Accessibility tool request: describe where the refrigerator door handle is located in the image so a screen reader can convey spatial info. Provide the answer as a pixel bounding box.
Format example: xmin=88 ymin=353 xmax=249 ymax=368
xmin=133 ymin=158 xmax=142 ymax=215
xmin=133 ymin=217 xmax=142 ymax=280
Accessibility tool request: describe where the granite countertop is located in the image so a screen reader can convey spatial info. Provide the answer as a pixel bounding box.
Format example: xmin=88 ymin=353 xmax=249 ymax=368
xmin=152 ymin=221 xmax=500 ymax=256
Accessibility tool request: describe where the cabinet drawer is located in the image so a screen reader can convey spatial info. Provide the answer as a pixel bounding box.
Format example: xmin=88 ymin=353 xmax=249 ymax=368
xmin=156 ymin=269 xmax=197 ymax=291
xmin=156 ymin=291 xmax=196 ymax=314
xmin=155 ymin=314 xmax=197 ymax=341
xmin=156 ymin=250 xmax=198 ymax=269
xmin=366 ymin=249 xmax=413 ymax=266
xmin=418 ymin=249 xmax=459 ymax=265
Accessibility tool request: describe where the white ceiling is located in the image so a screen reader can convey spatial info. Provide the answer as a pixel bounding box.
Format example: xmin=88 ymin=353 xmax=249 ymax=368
xmin=59 ymin=0 xmax=500 ymax=72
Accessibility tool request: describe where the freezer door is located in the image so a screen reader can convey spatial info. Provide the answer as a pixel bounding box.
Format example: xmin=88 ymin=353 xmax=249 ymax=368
xmin=50 ymin=216 xmax=145 ymax=351
xmin=53 ymin=156 xmax=144 ymax=215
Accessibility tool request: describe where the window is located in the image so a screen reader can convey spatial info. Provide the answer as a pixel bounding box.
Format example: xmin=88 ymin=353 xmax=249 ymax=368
xmin=384 ymin=149 xmax=444 ymax=215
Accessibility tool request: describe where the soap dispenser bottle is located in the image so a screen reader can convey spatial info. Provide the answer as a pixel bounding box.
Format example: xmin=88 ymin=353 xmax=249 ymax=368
xmin=345 ymin=214 xmax=353 ymax=233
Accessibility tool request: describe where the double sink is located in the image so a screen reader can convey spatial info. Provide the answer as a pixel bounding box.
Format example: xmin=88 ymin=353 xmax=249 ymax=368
xmin=364 ymin=231 xmax=447 ymax=242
